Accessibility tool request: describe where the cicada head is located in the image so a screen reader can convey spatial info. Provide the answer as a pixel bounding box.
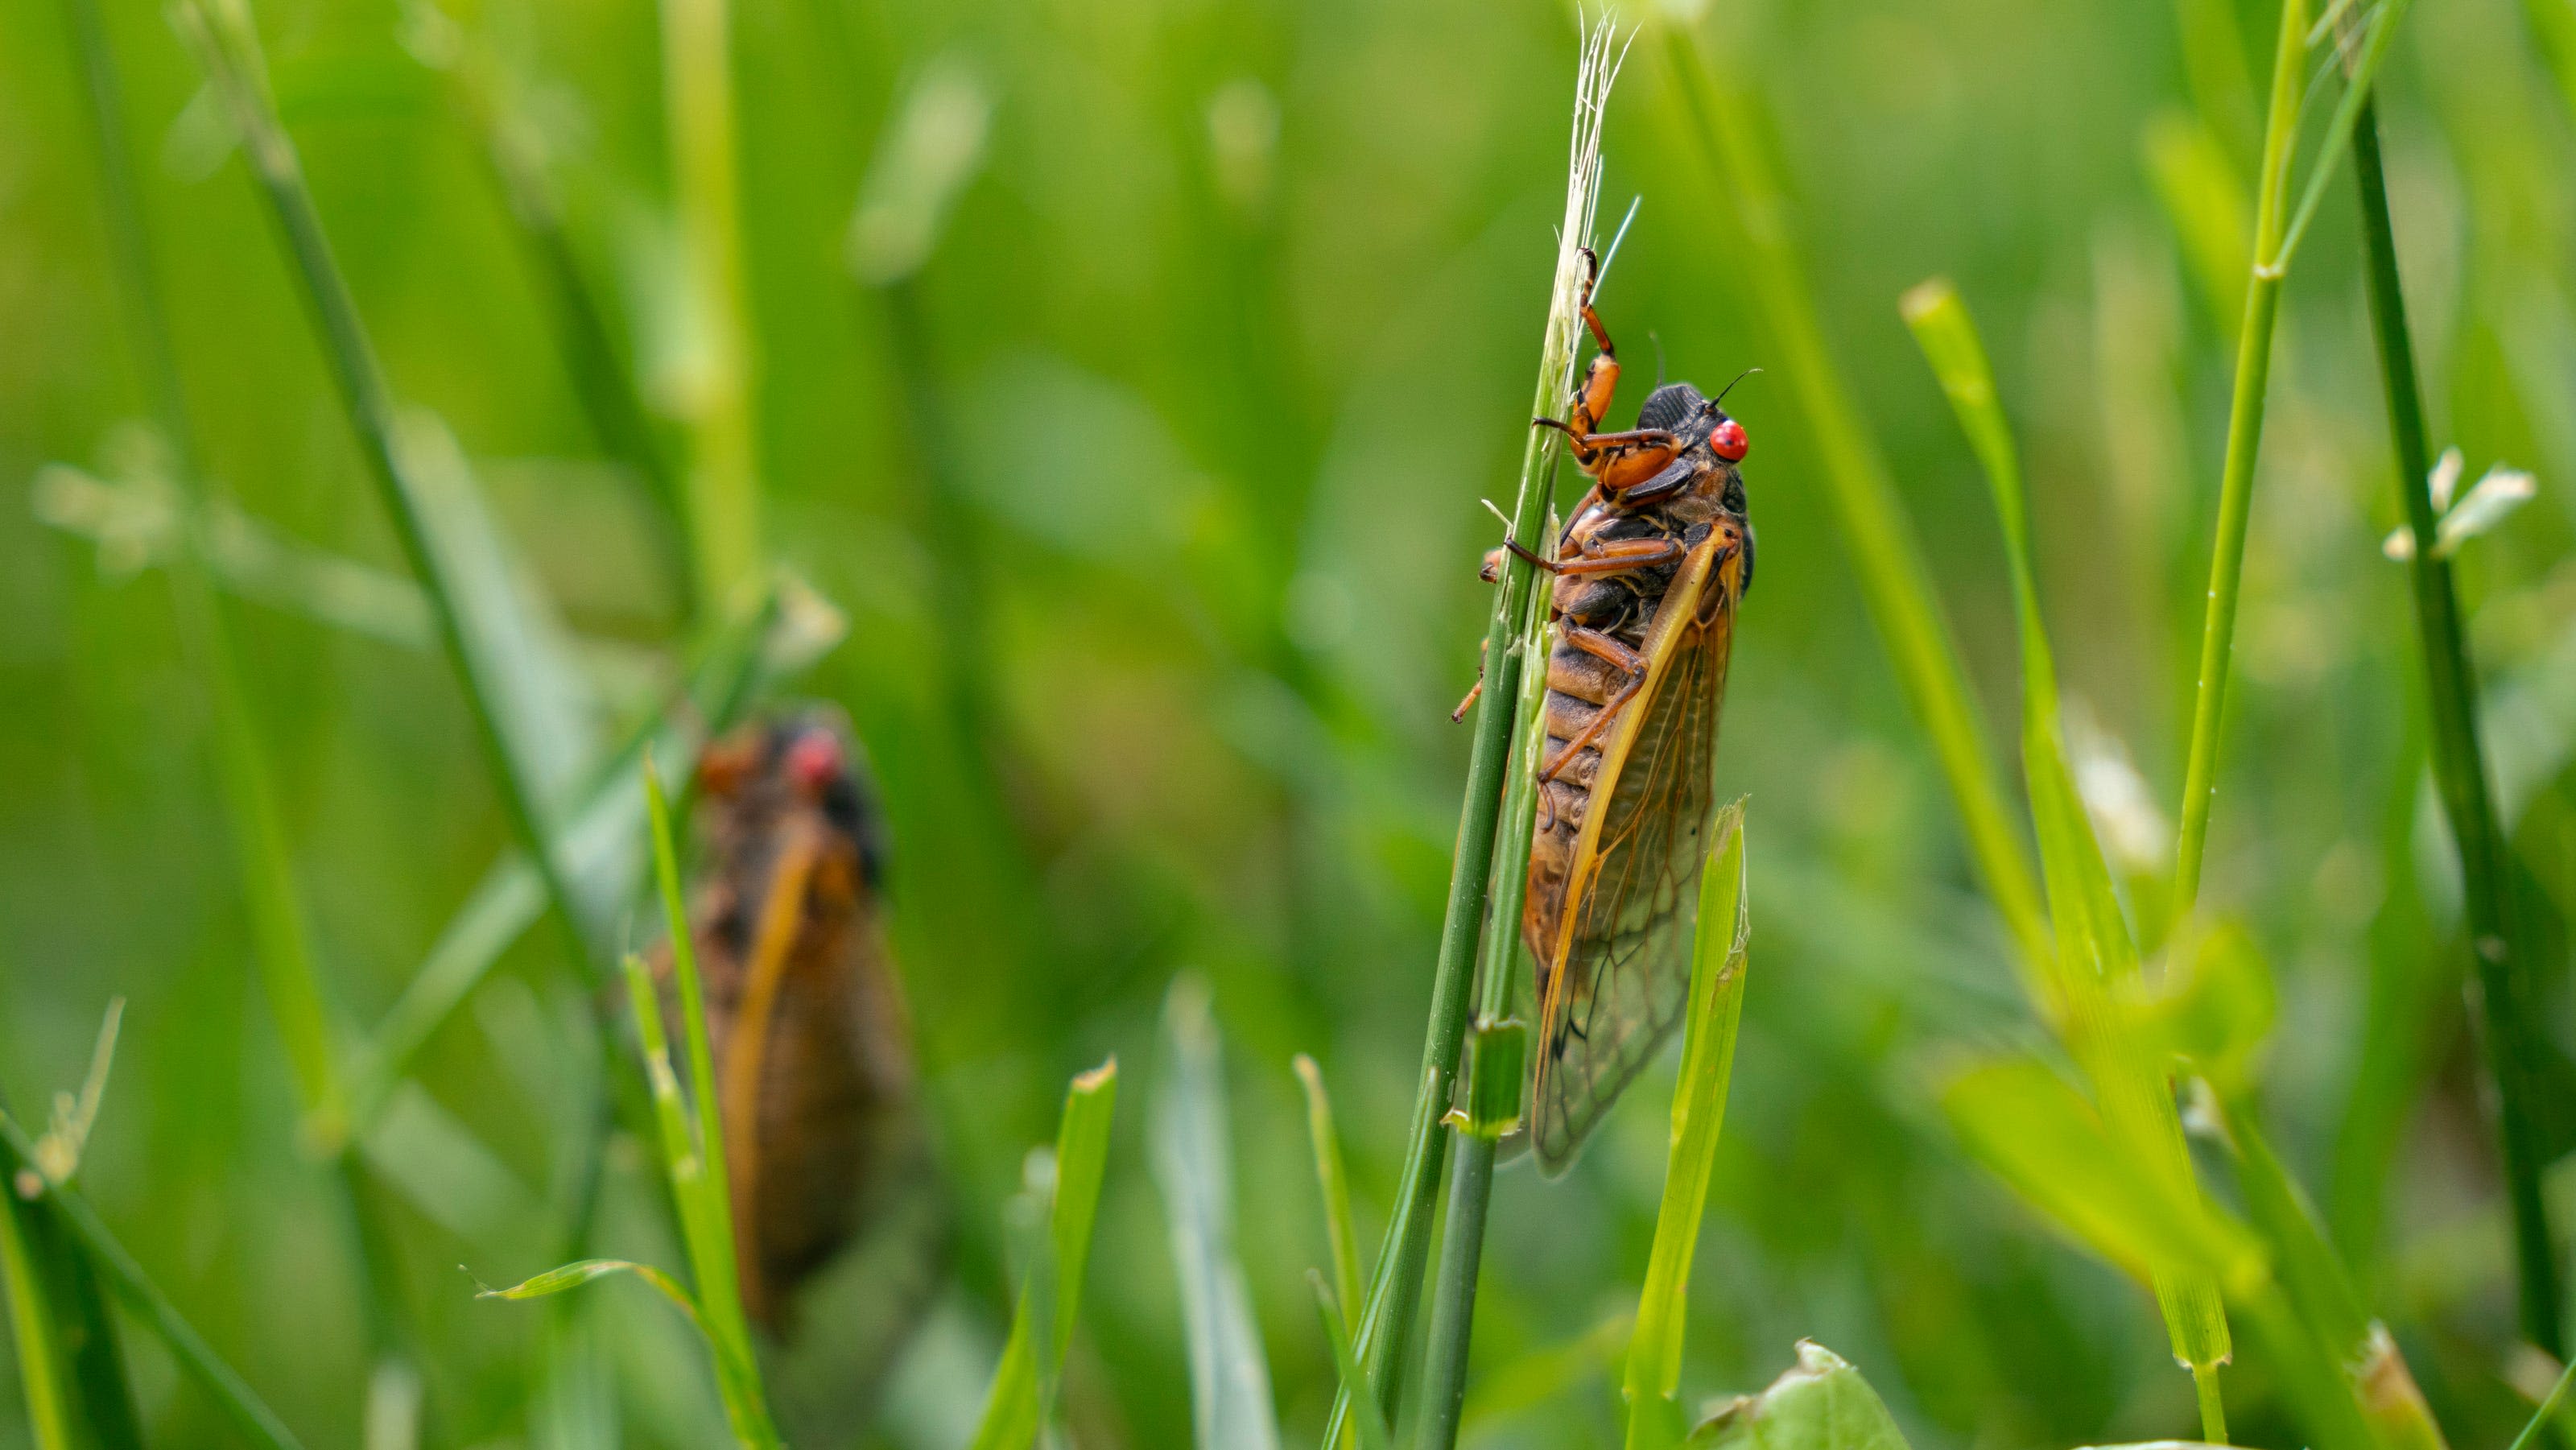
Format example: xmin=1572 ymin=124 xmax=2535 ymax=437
xmin=696 ymin=708 xmax=891 ymax=898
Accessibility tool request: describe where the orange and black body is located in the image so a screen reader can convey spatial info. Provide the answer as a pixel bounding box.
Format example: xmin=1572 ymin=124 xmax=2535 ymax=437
xmin=1480 ymin=251 xmax=1754 ymax=1174
xmin=671 ymin=712 xmax=923 ymax=1332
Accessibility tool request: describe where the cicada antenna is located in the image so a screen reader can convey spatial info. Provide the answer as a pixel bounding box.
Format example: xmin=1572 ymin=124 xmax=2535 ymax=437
xmin=1714 ymin=366 xmax=1763 ymax=407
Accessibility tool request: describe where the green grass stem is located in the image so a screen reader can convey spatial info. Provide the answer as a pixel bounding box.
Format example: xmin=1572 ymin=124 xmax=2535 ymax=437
xmin=660 ymin=0 xmax=762 ymax=604
xmin=1622 ymin=803 xmax=1750 ymax=1450
xmin=1308 ymin=1272 xmax=1393 ymax=1450
xmin=1321 ymin=24 xmax=1616 ymax=1448
xmin=1655 ymin=20 xmax=2051 ymax=978
xmin=2349 ymin=97 xmax=2562 ymax=1355
xmin=2171 ymin=0 xmax=2413 ymax=919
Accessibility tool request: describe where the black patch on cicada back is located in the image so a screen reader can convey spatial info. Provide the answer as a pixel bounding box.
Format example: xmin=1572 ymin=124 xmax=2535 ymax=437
xmin=1637 ymin=382 xmax=1710 ymax=436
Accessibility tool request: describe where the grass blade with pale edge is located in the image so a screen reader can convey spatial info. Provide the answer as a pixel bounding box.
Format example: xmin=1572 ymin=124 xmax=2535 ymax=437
xmin=1679 ymin=1342 xmax=1910 ymax=1450
xmin=642 ymin=757 xmax=755 ymax=1351
xmin=613 ymin=951 xmax=777 ymax=1446
xmin=1308 ymin=1272 xmax=1393 ymax=1450
xmin=477 ymin=1259 xmax=707 ymax=1336
xmin=1901 ymin=279 xmax=2233 ymax=1419
xmin=23 ymin=1198 xmax=146 ymax=1450
xmin=1653 ymin=18 xmax=2050 ymax=979
xmin=1624 ymin=802 xmax=1750 ymax=1450
xmin=968 ymin=1058 xmax=1117 ymax=1450
xmin=166 ymin=0 xmax=598 ymax=987
xmin=2350 ymin=94 xmax=2563 ymax=1356
xmin=0 ymin=1183 xmax=74 ymax=1450
xmin=661 ymin=0 xmax=761 ymax=603
xmin=1154 ymin=977 xmax=1283 ymax=1450
xmin=1325 ymin=22 xmax=1617 ymax=1448
xmin=0 ymin=1115 xmax=307 ymax=1450
xmin=1293 ymin=1055 xmax=1364 ymax=1333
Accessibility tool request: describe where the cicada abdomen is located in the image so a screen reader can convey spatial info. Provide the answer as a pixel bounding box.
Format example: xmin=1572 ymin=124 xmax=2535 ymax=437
xmin=667 ymin=711 xmax=939 ymax=1340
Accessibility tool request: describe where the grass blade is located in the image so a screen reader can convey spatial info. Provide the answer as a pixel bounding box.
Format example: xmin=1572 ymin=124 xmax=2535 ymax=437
xmin=0 ymin=1184 xmax=75 ymax=1450
xmin=1903 ymin=279 xmax=2235 ymax=1408
xmin=968 ymin=1058 xmax=1118 ymax=1450
xmin=1653 ymin=19 xmax=2050 ymax=977
xmin=2206 ymin=1091 xmax=2447 ymax=1450
xmin=2511 ymin=1356 xmax=2576 ymax=1450
xmin=477 ymin=1259 xmax=704 ymax=1330
xmin=1308 ymin=1272 xmax=1393 ymax=1450
xmin=0 ymin=1115 xmax=306 ymax=1450
xmin=167 ymin=0 xmax=600 ymax=990
xmin=1292 ymin=1055 xmax=1364 ymax=1334
xmin=2350 ymin=93 xmax=2563 ymax=1356
xmin=1623 ymin=802 xmax=1750 ymax=1450
xmin=1154 ymin=978 xmax=1283 ymax=1450
xmin=619 ymin=937 xmax=773 ymax=1446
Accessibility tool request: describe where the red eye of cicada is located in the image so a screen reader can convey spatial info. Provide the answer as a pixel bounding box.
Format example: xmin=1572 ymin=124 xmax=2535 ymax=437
xmin=1710 ymin=419 xmax=1748 ymax=463
xmin=786 ymin=731 xmax=844 ymax=795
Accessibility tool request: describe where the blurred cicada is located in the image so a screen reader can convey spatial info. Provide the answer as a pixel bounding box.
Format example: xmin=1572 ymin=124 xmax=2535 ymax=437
xmin=1479 ymin=251 xmax=1754 ymax=1175
xmin=665 ymin=711 xmax=939 ymax=1342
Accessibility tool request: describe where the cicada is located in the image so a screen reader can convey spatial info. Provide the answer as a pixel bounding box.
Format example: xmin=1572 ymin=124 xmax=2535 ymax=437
xmin=667 ymin=711 xmax=936 ymax=1336
xmin=1480 ymin=250 xmax=1753 ymax=1175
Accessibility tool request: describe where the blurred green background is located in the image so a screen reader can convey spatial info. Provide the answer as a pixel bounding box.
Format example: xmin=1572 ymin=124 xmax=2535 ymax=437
xmin=5 ymin=0 xmax=2576 ymax=1444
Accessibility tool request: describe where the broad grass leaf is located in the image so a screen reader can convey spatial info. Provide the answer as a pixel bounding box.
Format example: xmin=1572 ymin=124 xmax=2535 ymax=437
xmin=1681 ymin=1342 xmax=1911 ymax=1450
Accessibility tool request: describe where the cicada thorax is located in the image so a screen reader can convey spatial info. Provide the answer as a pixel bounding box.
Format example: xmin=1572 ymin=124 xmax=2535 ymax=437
xmin=665 ymin=711 xmax=935 ymax=1338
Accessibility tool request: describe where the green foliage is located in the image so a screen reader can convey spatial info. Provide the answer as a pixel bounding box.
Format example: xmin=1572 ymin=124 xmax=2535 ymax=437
xmin=968 ymin=1059 xmax=1117 ymax=1450
xmin=1152 ymin=977 xmax=1282 ymax=1450
xmin=1681 ymin=1343 xmax=1911 ymax=1450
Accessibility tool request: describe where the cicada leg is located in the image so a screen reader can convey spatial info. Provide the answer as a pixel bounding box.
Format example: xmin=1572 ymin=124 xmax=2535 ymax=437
xmin=1539 ymin=625 xmax=1649 ymax=783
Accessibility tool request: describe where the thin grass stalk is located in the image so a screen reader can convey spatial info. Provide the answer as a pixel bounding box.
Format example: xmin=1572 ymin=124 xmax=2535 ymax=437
xmin=2170 ymin=0 xmax=2307 ymax=917
xmin=1322 ymin=27 xmax=1616 ymax=1450
xmin=0 ymin=1117 xmax=307 ymax=1450
xmin=7 ymin=1187 xmax=145 ymax=1450
xmin=0 ymin=1184 xmax=73 ymax=1450
xmin=1653 ymin=22 xmax=2051 ymax=977
xmin=169 ymin=0 xmax=592 ymax=988
xmin=660 ymin=0 xmax=762 ymax=604
xmin=2349 ymin=99 xmax=2562 ymax=1354
xmin=617 ymin=952 xmax=778 ymax=1446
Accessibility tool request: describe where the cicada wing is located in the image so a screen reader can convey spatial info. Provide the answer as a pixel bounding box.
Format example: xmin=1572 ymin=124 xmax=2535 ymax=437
xmin=1530 ymin=527 xmax=1743 ymax=1175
